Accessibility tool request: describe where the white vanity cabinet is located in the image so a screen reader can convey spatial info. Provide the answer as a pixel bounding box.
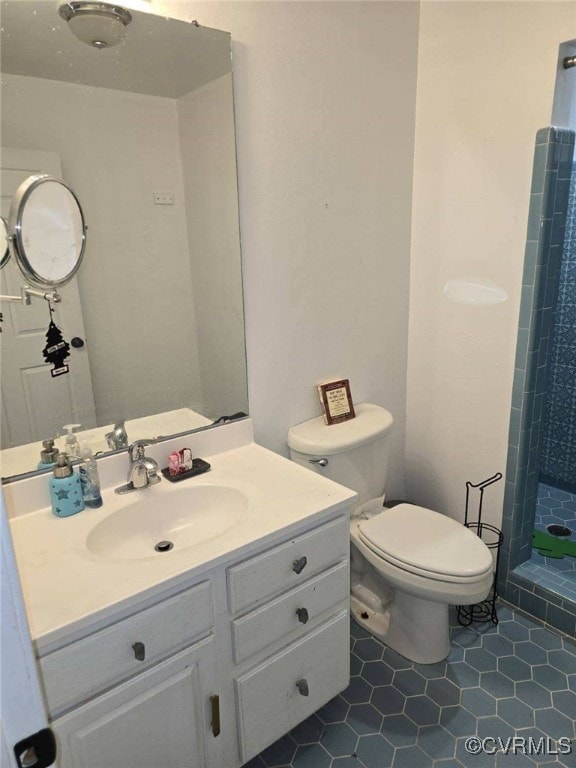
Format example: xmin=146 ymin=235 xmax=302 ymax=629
xmin=39 ymin=582 xmax=221 ymax=768
xmin=228 ymin=515 xmax=350 ymax=764
xmin=33 ymin=511 xmax=350 ymax=768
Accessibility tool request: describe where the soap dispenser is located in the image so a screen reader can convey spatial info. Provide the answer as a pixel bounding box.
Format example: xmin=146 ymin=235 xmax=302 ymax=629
xmin=37 ymin=439 xmax=59 ymax=470
xmin=63 ymin=424 xmax=82 ymax=460
xmin=50 ymin=453 xmax=85 ymax=517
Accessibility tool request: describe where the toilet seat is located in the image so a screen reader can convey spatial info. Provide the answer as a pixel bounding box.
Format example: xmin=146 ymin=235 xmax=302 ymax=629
xmin=357 ymin=504 xmax=494 ymax=583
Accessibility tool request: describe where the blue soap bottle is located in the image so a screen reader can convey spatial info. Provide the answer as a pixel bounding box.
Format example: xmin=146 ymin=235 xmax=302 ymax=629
xmin=50 ymin=453 xmax=85 ymax=517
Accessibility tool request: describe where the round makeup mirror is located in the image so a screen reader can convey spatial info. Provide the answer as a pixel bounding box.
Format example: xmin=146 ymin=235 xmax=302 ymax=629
xmin=0 ymin=217 xmax=9 ymax=269
xmin=8 ymin=175 xmax=87 ymax=287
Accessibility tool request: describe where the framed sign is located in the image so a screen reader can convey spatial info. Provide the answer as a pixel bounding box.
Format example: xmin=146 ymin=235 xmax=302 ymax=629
xmin=317 ymin=379 xmax=355 ymax=425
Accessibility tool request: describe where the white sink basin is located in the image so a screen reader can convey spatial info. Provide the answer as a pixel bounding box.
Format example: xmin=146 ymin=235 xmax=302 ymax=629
xmin=86 ymin=485 xmax=248 ymax=561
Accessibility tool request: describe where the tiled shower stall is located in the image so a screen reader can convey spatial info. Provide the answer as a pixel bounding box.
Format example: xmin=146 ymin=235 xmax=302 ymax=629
xmin=500 ymin=127 xmax=576 ymax=637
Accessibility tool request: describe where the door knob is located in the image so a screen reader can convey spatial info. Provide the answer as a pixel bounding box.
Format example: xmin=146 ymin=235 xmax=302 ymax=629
xmin=292 ymin=556 xmax=307 ymax=575
xmin=296 ymin=607 xmax=309 ymax=624
xmin=296 ymin=679 xmax=309 ymax=696
xmin=132 ymin=641 xmax=145 ymax=661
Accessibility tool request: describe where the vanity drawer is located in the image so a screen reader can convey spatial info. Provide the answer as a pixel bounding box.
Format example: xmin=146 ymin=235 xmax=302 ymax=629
xmin=39 ymin=581 xmax=213 ymax=716
xmin=227 ymin=515 xmax=348 ymax=614
xmin=235 ymin=610 xmax=350 ymax=763
xmin=231 ymin=560 xmax=348 ymax=664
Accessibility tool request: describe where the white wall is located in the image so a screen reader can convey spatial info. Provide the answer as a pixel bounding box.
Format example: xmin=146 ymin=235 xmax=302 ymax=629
xmin=406 ymin=2 xmax=576 ymax=527
xmin=178 ymin=73 xmax=247 ymax=420
xmin=157 ymin=1 xmax=420 ymax=498
xmin=1 ymin=74 xmax=201 ymax=425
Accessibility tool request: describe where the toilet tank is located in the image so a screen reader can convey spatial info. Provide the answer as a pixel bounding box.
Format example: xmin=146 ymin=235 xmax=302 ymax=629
xmin=287 ymin=403 xmax=394 ymax=509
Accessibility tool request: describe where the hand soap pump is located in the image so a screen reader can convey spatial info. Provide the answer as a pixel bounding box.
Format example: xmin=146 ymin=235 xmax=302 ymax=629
xmin=63 ymin=424 xmax=82 ymax=460
xmin=50 ymin=453 xmax=85 ymax=517
xmin=38 ymin=439 xmax=59 ymax=470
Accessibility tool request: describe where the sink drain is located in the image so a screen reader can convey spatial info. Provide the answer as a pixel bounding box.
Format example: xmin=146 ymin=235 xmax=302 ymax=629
xmin=546 ymin=524 xmax=572 ymax=537
xmin=155 ymin=540 xmax=174 ymax=553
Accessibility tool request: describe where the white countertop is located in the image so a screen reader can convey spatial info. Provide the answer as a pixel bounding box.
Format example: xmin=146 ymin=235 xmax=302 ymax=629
xmin=8 ymin=434 xmax=356 ymax=654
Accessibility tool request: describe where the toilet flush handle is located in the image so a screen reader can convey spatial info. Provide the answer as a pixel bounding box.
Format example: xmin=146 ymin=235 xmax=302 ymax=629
xmin=309 ymin=457 xmax=328 ymax=468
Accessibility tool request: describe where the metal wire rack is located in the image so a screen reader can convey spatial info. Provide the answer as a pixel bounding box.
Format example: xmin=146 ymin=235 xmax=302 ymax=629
xmin=457 ymin=472 xmax=503 ymax=626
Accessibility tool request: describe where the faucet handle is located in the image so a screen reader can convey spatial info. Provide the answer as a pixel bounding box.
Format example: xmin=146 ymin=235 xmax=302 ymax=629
xmin=128 ymin=439 xmax=156 ymax=461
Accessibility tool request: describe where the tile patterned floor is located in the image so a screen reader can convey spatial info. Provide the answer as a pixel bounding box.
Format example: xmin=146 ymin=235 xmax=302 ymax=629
xmin=245 ymin=606 xmax=576 ymax=768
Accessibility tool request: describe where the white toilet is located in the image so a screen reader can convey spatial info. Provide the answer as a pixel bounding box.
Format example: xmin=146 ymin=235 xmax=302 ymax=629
xmin=287 ymin=403 xmax=494 ymax=664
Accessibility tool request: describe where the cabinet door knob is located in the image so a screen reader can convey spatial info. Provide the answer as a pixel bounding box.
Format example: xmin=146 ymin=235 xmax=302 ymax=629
xmin=132 ymin=641 xmax=145 ymax=661
xmin=292 ymin=556 xmax=307 ymax=575
xmin=296 ymin=679 xmax=309 ymax=696
xmin=296 ymin=607 xmax=309 ymax=624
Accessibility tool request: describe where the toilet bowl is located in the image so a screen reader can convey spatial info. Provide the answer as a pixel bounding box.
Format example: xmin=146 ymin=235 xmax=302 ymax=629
xmin=287 ymin=403 xmax=494 ymax=664
xmin=349 ymin=504 xmax=493 ymax=663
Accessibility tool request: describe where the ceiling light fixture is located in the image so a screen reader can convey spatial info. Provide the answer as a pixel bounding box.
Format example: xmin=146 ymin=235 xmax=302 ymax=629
xmin=58 ymin=2 xmax=132 ymax=50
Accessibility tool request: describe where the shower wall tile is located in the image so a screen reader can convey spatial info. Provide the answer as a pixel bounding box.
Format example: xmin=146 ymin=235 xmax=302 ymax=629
xmin=541 ymin=159 xmax=576 ymax=492
xmin=501 ymin=127 xmax=575 ymax=635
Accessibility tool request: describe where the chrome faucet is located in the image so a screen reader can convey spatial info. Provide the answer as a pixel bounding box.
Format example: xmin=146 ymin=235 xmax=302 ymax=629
xmin=115 ymin=440 xmax=161 ymax=494
xmin=106 ymin=421 xmax=128 ymax=450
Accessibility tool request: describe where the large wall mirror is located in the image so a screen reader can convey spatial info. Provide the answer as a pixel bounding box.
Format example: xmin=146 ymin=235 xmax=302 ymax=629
xmin=0 ymin=1 xmax=248 ymax=481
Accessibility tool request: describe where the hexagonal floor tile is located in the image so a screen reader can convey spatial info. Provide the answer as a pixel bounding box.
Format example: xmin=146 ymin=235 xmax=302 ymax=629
xmin=392 ymin=744 xmax=433 ymax=768
xmin=319 ymin=722 xmax=358 ymax=758
xmin=291 ymin=743 xmax=331 ymax=768
xmin=355 ymin=733 xmax=394 ymax=768
xmin=380 ymin=713 xmax=418 ymax=748
xmin=479 ymin=671 xmax=516 ymax=699
xmin=498 ymin=656 xmax=532 ymax=682
xmin=259 ymin=734 xmax=297 ymax=766
xmin=515 ymin=681 xmax=552 ymax=710
xmin=497 ymin=696 xmax=535 ymax=729
xmin=534 ymin=707 xmax=576 ymax=741
xmin=461 ymin=687 xmax=497 ymax=717
xmin=425 ymin=677 xmax=461 ymax=707
xmin=393 ymin=668 xmax=426 ymax=697
xmin=465 ymin=647 xmax=498 ymax=673
xmin=342 ymin=675 xmax=372 ymax=705
xmin=316 ymin=695 xmax=349 ymax=724
xmin=354 ymin=637 xmax=384 ymax=662
xmin=371 ymin=685 xmax=406 ymax=716
xmin=252 ymin=617 xmax=575 ymax=768
xmin=417 ymin=724 xmax=456 ymax=760
xmin=532 ymin=664 xmax=568 ymax=691
xmin=346 ymin=703 xmax=382 ymax=736
xmin=361 ymin=660 xmax=394 ymax=687
xmin=404 ymin=694 xmax=440 ymax=726
xmin=440 ymin=704 xmax=478 ymax=738
xmin=289 ymin=714 xmax=324 ymax=745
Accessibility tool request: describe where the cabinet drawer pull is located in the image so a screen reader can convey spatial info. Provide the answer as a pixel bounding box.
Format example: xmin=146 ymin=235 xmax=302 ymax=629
xmin=296 ymin=607 xmax=309 ymax=624
xmin=292 ymin=556 xmax=307 ymax=575
xmin=296 ymin=679 xmax=309 ymax=696
xmin=210 ymin=695 xmax=221 ymax=737
xmin=132 ymin=642 xmax=145 ymax=661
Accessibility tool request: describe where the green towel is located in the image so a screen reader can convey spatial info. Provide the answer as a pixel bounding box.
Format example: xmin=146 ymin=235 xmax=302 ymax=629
xmin=532 ymin=529 xmax=576 ymax=559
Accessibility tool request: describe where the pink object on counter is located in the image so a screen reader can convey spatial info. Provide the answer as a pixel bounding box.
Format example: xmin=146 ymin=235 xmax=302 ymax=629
xmin=168 ymin=451 xmax=181 ymax=477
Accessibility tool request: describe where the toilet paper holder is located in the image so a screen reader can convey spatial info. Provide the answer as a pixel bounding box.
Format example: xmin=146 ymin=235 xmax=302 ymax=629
xmin=457 ymin=472 xmax=503 ymax=627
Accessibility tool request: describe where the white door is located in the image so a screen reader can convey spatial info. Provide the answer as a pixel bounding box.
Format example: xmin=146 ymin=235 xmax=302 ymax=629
xmin=0 ymin=148 xmax=97 ymax=450
xmin=0 ymin=493 xmax=55 ymax=768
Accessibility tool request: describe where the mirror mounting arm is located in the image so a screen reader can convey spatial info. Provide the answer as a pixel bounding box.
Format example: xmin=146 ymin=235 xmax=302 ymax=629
xmin=0 ymin=285 xmax=61 ymax=307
